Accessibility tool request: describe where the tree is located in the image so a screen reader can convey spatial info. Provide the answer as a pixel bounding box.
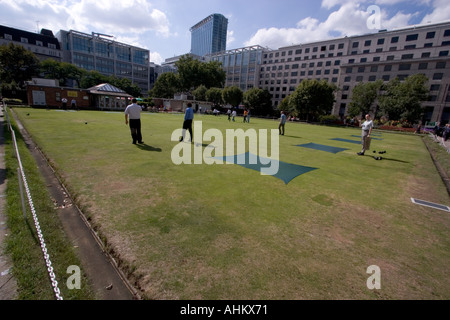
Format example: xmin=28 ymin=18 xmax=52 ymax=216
xmin=192 ymin=85 xmax=208 ymax=101
xmin=289 ymin=79 xmax=336 ymax=122
xmin=378 ymin=74 xmax=429 ymax=123
xmin=205 ymin=87 xmax=223 ymax=106
xmin=40 ymin=59 xmax=85 ymax=87
xmin=222 ymin=86 xmax=243 ymax=108
xmin=109 ymin=76 xmax=141 ymax=97
xmin=80 ymin=70 xmax=109 ymax=89
xmin=0 ymin=43 xmax=40 ymax=87
xmin=278 ymin=96 xmax=295 ymax=116
xmin=202 ymin=60 xmax=226 ymax=89
xmin=175 ymin=55 xmax=226 ymax=91
xmin=348 ymin=80 xmax=383 ymax=118
xmin=149 ymin=72 xmax=180 ymax=98
xmin=243 ymin=87 xmax=273 ymax=116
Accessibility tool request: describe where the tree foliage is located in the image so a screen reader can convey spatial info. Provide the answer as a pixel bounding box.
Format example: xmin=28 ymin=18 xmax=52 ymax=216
xmin=175 ymin=55 xmax=226 ymax=91
xmin=222 ymin=86 xmax=243 ymax=107
xmin=0 ymin=43 xmax=40 ymax=87
xmin=378 ymin=74 xmax=429 ymax=122
xmin=289 ymin=79 xmax=337 ymax=121
xmin=149 ymin=72 xmax=180 ymax=98
xmin=192 ymin=85 xmax=208 ymax=101
xmin=40 ymin=59 xmax=86 ymax=87
xmin=243 ymin=87 xmax=273 ymax=116
xmin=348 ymin=80 xmax=383 ymax=118
xmin=205 ymin=87 xmax=223 ymax=106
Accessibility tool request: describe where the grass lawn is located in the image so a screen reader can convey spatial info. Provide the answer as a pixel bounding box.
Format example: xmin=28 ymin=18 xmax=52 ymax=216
xmin=11 ymin=107 xmax=450 ymax=299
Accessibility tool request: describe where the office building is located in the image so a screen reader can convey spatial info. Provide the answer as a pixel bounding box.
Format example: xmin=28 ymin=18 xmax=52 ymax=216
xmin=210 ymin=21 xmax=450 ymax=123
xmin=208 ymin=45 xmax=265 ymax=91
xmin=190 ymin=13 xmax=228 ymax=57
xmin=0 ymin=25 xmax=62 ymax=62
xmin=56 ymin=29 xmax=150 ymax=94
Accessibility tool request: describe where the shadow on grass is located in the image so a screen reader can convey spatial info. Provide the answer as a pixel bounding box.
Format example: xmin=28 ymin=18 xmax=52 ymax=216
xmin=282 ymin=135 xmax=303 ymax=139
xmin=366 ymin=155 xmax=410 ymax=164
xmin=136 ymin=143 xmax=162 ymax=152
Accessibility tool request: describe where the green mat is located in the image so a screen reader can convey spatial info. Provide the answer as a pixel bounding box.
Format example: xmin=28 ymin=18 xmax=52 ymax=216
xmin=213 ymin=152 xmax=318 ymax=185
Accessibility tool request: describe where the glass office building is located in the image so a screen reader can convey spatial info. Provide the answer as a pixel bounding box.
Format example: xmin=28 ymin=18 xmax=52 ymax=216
xmin=208 ymin=45 xmax=265 ymax=91
xmin=190 ymin=14 xmax=228 ymax=57
xmin=56 ymin=30 xmax=150 ymax=94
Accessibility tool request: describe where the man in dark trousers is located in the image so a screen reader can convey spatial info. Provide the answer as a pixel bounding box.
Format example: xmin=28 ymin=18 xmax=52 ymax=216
xmin=125 ymin=98 xmax=144 ymax=144
xmin=179 ymin=103 xmax=194 ymax=142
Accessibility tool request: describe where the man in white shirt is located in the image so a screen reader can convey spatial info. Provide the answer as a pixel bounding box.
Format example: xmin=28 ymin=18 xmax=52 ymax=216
xmin=357 ymin=114 xmax=373 ymax=155
xmin=125 ymin=98 xmax=144 ymax=144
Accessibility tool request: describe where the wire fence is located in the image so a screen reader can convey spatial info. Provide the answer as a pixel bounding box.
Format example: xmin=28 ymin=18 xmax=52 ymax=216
xmin=2 ymin=102 xmax=63 ymax=300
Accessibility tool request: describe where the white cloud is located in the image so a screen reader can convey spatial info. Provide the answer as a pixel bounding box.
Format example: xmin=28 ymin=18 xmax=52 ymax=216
xmin=227 ymin=30 xmax=236 ymax=46
xmin=245 ymin=2 xmax=374 ymax=48
xmin=66 ymin=0 xmax=171 ymax=37
xmin=150 ymin=51 xmax=164 ymax=64
xmin=0 ymin=0 xmax=172 ymax=38
xmin=421 ymin=0 xmax=450 ymax=24
xmin=244 ymin=1 xmax=421 ymax=49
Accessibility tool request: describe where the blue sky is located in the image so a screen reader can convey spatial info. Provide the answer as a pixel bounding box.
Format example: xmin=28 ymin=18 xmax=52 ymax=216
xmin=1 ymin=0 xmax=450 ymax=64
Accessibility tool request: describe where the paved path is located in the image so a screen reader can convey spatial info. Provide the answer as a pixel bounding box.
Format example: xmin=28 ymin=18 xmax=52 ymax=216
xmin=0 ymin=104 xmax=18 ymax=300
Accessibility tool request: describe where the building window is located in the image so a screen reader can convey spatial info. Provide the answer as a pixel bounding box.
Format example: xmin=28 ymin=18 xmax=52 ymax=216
xmin=387 ymin=55 xmax=395 ymax=61
xmin=436 ymin=62 xmax=446 ymax=69
xmin=419 ymin=63 xmax=428 ymax=70
xmin=406 ymin=34 xmax=418 ymax=41
xmin=422 ymin=52 xmax=431 ymax=58
xmin=382 ymin=75 xmax=390 ymax=81
xmin=399 ymin=64 xmax=411 ymax=71
xmin=444 ymin=30 xmax=450 ymax=37
xmin=384 ymin=65 xmax=392 ymax=71
xmin=430 ymin=84 xmax=441 ymax=91
xmin=365 ymin=40 xmax=372 ymax=46
xmin=401 ymin=54 xmax=414 ymax=59
xmin=391 ymin=36 xmax=399 ymax=43
xmin=368 ymin=76 xmax=377 ymax=82
xmin=352 ymin=42 xmax=359 ymax=48
xmin=21 ymin=37 xmax=28 ymax=43
xmin=439 ymin=50 xmax=449 ymax=56
xmin=377 ymin=38 xmax=385 ymax=45
xmin=426 ymin=32 xmax=436 ymax=39
xmin=433 ymin=73 xmax=444 ymax=80
xmin=370 ymin=66 xmax=378 ymax=72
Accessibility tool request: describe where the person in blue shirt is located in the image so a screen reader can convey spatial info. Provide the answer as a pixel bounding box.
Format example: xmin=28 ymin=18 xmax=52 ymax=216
xmin=279 ymin=111 xmax=287 ymax=135
xmin=179 ymin=103 xmax=194 ymax=142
